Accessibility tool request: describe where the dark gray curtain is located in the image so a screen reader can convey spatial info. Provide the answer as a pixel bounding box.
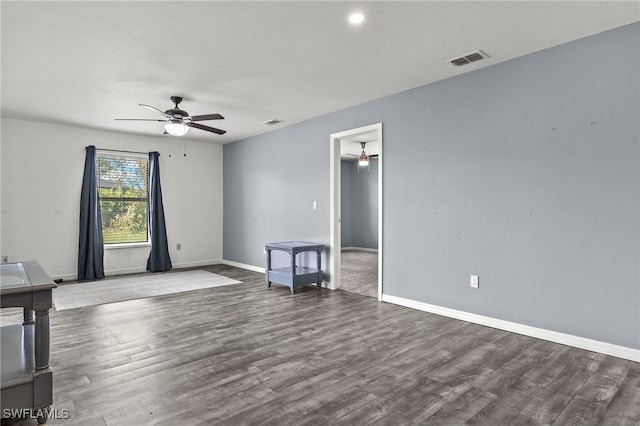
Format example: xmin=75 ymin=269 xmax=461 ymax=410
xmin=78 ymin=145 xmax=105 ymax=280
xmin=147 ymin=152 xmax=172 ymax=272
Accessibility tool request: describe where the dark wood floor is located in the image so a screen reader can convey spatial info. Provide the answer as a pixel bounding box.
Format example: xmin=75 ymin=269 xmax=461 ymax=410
xmin=2 ymin=264 xmax=639 ymax=425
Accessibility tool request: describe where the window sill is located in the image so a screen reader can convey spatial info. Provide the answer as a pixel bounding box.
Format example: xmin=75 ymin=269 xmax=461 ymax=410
xmin=104 ymin=242 xmax=151 ymax=250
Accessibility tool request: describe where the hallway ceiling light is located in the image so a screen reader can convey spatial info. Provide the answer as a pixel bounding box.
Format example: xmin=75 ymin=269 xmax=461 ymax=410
xmin=358 ymin=142 xmax=369 ymax=167
xmin=345 ymin=141 xmax=378 ymax=165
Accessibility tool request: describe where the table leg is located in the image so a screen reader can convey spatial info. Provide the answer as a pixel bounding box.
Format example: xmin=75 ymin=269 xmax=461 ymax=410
xmin=34 ymin=309 xmax=50 ymax=370
xmin=266 ymin=248 xmax=272 ymax=287
xmin=317 ymin=248 xmax=322 ymax=288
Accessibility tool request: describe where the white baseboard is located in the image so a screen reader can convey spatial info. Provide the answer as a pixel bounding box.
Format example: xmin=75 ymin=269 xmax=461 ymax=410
xmin=381 ymin=294 xmax=640 ymax=363
xmin=52 ymin=272 xmax=77 ymax=282
xmin=54 ymin=259 xmax=224 ymax=282
xmin=53 ymin=266 xmax=152 ymax=282
xmin=342 ymin=246 xmax=378 ymax=252
xmin=222 ymin=259 xmax=265 ymax=274
xmin=173 ymin=259 xmax=224 ymax=269
xmin=105 ymin=259 xmax=224 ymax=277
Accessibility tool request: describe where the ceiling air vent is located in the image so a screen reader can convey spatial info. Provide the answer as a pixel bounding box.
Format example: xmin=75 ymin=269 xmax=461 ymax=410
xmin=448 ymin=50 xmax=489 ymax=67
xmin=263 ymin=119 xmax=284 ymax=126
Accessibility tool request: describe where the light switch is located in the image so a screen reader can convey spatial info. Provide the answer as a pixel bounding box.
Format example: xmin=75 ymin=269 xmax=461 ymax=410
xmin=470 ymin=275 xmax=479 ymax=289
xmin=312 ymin=201 xmax=317 ymax=210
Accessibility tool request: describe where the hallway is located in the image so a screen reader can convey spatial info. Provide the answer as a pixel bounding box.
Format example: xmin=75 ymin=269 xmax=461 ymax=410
xmin=340 ymin=249 xmax=378 ymax=298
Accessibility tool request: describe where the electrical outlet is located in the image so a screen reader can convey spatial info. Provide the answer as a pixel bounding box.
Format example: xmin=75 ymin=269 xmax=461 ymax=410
xmin=176 ymin=243 xmax=181 ymax=251
xmin=2 ymin=256 xmax=8 ymax=263
xmin=470 ymin=275 xmax=479 ymax=289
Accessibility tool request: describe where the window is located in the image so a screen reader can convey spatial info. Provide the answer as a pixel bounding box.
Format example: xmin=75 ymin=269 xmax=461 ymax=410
xmin=97 ymin=151 xmax=149 ymax=245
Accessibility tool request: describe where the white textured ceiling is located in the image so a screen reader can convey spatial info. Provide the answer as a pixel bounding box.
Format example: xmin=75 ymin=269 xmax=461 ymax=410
xmin=2 ymin=1 xmax=638 ymax=145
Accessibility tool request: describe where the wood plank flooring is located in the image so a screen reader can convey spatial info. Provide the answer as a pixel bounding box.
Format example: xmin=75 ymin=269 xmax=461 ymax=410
xmin=1 ymin=264 xmax=639 ymax=425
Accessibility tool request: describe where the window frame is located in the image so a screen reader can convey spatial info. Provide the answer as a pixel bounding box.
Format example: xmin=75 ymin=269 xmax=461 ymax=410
xmin=96 ymin=150 xmax=151 ymax=248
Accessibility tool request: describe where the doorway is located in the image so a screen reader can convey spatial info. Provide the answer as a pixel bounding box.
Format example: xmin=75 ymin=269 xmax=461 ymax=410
xmin=329 ymin=123 xmax=383 ymax=300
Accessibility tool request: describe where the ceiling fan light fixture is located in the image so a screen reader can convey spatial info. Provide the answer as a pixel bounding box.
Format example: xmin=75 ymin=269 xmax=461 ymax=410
xmin=164 ymin=121 xmax=189 ymax=136
xmin=117 ymin=96 xmax=226 ymax=136
xmin=348 ymin=12 xmax=365 ymax=25
xmin=358 ymin=141 xmax=369 ymax=166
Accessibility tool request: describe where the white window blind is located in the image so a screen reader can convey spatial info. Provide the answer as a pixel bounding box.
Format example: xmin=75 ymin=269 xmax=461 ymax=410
xmin=96 ymin=152 xmax=149 ymax=244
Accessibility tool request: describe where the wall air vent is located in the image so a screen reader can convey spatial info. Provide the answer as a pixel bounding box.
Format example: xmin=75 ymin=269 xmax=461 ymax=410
xmin=263 ymin=119 xmax=285 ymax=126
xmin=448 ymin=50 xmax=489 ymax=67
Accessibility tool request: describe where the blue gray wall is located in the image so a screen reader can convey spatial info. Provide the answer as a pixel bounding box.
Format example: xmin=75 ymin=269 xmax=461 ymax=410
xmin=223 ymin=122 xmax=331 ymax=269
xmin=224 ymin=23 xmax=639 ymax=349
xmin=341 ymin=159 xmax=378 ymax=249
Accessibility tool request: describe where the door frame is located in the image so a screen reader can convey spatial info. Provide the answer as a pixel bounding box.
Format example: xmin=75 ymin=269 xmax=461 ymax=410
xmin=329 ymin=122 xmax=383 ymax=300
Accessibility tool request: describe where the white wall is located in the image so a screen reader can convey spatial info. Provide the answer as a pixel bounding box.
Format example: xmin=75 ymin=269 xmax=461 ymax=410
xmin=0 ymin=117 xmax=223 ymax=280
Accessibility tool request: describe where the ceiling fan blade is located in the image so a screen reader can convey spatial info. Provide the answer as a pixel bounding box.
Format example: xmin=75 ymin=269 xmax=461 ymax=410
xmin=187 ymin=122 xmax=226 ymax=135
xmin=114 ymin=118 xmax=169 ymax=122
xmin=140 ymin=104 xmax=172 ymax=118
xmin=189 ymin=113 xmax=224 ymax=122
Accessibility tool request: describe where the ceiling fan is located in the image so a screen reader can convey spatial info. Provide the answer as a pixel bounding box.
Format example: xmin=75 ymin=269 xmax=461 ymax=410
xmin=115 ymin=96 xmax=226 ymax=136
xmin=346 ymin=142 xmax=378 ymax=166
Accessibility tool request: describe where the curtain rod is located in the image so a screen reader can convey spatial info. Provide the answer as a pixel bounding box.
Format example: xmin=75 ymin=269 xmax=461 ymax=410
xmin=95 ymin=148 xmax=158 ymax=156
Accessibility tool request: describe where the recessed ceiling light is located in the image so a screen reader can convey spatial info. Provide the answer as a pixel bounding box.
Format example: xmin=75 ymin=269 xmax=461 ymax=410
xmin=348 ymin=12 xmax=364 ymax=25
